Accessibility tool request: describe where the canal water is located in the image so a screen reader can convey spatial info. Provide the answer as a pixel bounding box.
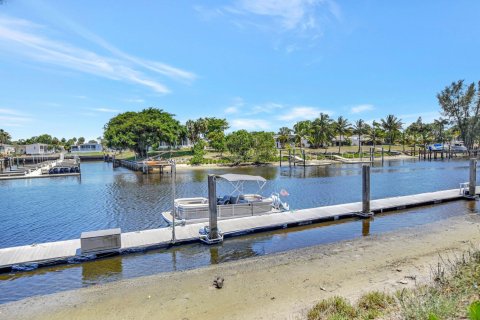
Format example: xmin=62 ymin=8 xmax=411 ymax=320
xmin=0 ymin=159 xmax=478 ymax=303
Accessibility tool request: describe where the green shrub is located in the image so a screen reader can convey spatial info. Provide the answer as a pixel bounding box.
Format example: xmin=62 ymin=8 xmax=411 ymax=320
xmin=307 ymin=296 xmax=357 ymax=320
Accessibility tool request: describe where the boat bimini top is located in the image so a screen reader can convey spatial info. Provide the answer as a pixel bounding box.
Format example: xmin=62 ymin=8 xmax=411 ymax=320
xmin=216 ymin=174 xmax=267 ymax=195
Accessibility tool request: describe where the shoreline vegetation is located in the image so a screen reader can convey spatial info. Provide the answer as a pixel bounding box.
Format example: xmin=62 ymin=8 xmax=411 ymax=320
xmin=1 ymin=214 xmax=479 ymax=319
xmin=3 ymin=80 xmax=480 ymax=163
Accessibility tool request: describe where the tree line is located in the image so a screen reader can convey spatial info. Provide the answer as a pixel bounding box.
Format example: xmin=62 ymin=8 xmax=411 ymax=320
xmin=2 ymin=79 xmax=479 ymax=159
xmin=0 ymin=130 xmax=95 ymax=152
xmin=278 ymin=80 xmax=480 ymax=152
xmin=103 ymin=109 xmax=277 ymax=164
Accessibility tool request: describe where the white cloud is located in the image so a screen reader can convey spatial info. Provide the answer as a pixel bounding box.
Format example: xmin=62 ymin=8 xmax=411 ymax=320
xmin=249 ymin=102 xmax=284 ymax=115
xmin=0 ymin=109 xmax=32 ymax=127
xmin=230 ymin=118 xmax=272 ymax=130
xmin=126 ymin=98 xmax=145 ymax=103
xmin=237 ymin=0 xmax=339 ymax=31
xmin=0 ymin=108 xmax=25 ymax=116
xmin=350 ymin=104 xmax=374 ymax=114
xmin=224 ymin=97 xmax=244 ymax=114
xmin=277 ymin=106 xmax=331 ymax=121
xmin=197 ymin=0 xmax=341 ymax=45
xmin=0 ymin=16 xmax=196 ymax=94
xmin=90 ymin=108 xmax=120 ymax=113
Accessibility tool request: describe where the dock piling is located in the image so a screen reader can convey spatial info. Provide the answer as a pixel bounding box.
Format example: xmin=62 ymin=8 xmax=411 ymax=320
xmin=468 ymin=158 xmax=478 ymax=199
xmin=208 ymin=174 xmax=219 ymax=240
xmin=361 ymin=164 xmax=373 ymax=216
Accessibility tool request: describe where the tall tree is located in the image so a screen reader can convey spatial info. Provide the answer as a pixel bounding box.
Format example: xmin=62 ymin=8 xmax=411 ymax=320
xmin=311 ymin=113 xmax=334 ymax=149
xmin=186 ymin=120 xmax=199 ymax=145
xmin=251 ymin=131 xmax=276 ymax=163
xmin=381 ymin=114 xmax=403 ymax=152
xmin=433 ymin=118 xmax=449 ymax=145
xmin=437 ymin=80 xmax=480 ymax=149
xmin=277 ymin=127 xmax=292 ymax=148
xmin=0 ymin=129 xmax=11 ymax=144
xmin=104 ymin=108 xmax=183 ymax=157
xmin=333 ymin=116 xmax=351 ymax=153
xmin=226 ymin=130 xmax=253 ymax=164
xmin=77 ymin=137 xmax=85 ymax=145
xmin=352 ymin=119 xmax=368 ymax=153
xmin=293 ymin=120 xmax=312 ymax=148
xmin=365 ymin=120 xmax=384 ymax=148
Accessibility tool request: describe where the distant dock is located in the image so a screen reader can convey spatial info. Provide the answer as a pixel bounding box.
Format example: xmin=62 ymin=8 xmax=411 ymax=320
xmin=0 ymin=187 xmax=476 ymax=273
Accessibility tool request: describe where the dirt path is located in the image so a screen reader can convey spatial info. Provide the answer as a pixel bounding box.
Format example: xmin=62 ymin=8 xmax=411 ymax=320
xmin=2 ymin=213 xmax=480 ymax=320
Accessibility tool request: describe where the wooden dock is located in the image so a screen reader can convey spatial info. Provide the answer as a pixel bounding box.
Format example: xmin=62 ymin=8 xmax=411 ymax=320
xmin=0 ymin=187 xmax=477 ymax=272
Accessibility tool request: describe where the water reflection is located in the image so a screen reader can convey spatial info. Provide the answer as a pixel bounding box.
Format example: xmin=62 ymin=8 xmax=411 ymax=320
xmin=1 ymin=159 xmax=478 ymax=249
xmin=1 ymin=200 xmax=479 ymax=304
xmin=362 ymin=218 xmax=371 ymax=236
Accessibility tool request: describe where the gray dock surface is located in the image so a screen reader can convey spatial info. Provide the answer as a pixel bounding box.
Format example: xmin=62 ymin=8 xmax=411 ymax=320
xmin=0 ymin=187 xmax=476 ymax=270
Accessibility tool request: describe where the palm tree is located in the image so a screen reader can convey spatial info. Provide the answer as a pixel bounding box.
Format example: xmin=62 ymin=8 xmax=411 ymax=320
xmin=311 ymin=113 xmax=334 ymax=149
xmin=0 ymin=129 xmax=11 ymax=144
xmin=381 ymin=115 xmax=403 ymax=152
xmin=433 ymin=118 xmax=449 ymax=145
xmin=365 ymin=121 xmax=384 ymax=149
xmin=277 ymin=127 xmax=292 ymax=148
xmin=293 ymin=120 xmax=312 ymax=147
xmin=333 ymin=116 xmax=351 ymax=153
xmin=352 ymin=119 xmax=368 ymax=153
xmin=186 ymin=120 xmax=199 ymax=145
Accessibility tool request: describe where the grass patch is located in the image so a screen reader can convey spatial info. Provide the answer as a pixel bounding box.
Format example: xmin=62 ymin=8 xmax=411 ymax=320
xmin=308 ymin=292 xmax=395 ymax=320
xmin=307 ymin=247 xmax=480 ymax=319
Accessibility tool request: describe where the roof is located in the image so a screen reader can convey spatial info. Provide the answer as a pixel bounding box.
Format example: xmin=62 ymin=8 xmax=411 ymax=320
xmin=217 ymin=173 xmax=266 ymax=182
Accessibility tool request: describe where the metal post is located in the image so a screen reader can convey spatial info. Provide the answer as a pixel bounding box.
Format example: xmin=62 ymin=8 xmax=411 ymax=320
xmin=171 ymin=163 xmax=176 ymax=243
xmin=208 ymin=174 xmax=219 ymax=240
xmin=362 ymin=164 xmax=372 ymax=215
xmin=469 ymin=158 xmax=477 ymax=198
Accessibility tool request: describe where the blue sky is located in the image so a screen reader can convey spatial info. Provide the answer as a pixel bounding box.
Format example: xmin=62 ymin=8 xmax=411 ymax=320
xmin=1 ymin=0 xmax=479 ymax=140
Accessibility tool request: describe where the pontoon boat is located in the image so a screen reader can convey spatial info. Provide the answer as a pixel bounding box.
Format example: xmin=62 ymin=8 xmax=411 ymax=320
xmin=161 ymin=174 xmax=289 ymax=225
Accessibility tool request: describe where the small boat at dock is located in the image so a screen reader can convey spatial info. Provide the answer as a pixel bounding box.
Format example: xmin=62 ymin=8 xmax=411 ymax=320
xmin=161 ymin=174 xmax=289 ymax=225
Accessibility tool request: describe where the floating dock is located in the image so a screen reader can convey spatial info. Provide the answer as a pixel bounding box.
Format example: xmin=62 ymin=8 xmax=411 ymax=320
xmin=0 ymin=187 xmax=477 ymax=272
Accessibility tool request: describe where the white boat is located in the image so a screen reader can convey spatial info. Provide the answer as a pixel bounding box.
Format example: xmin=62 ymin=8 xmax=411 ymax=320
xmin=161 ymin=174 xmax=289 ymax=225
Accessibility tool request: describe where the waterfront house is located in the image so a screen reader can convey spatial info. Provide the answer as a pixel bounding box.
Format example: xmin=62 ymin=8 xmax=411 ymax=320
xmin=26 ymin=143 xmax=53 ymax=155
xmin=0 ymin=144 xmax=15 ymax=155
xmin=71 ymin=143 xmax=103 ymax=152
xmin=15 ymin=145 xmax=27 ymax=155
xmin=157 ymin=138 xmax=193 ymax=149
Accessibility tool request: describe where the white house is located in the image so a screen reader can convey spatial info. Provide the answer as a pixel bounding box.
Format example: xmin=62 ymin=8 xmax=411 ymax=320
xmin=0 ymin=144 xmax=15 ymax=155
xmin=26 ymin=143 xmax=53 ymax=155
xmin=15 ymin=145 xmax=27 ymax=155
xmin=71 ymin=143 xmax=103 ymax=152
xmin=157 ymin=138 xmax=193 ymax=149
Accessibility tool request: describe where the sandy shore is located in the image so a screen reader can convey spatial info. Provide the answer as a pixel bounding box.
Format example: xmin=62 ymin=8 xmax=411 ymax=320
xmin=2 ymin=213 xmax=479 ymax=320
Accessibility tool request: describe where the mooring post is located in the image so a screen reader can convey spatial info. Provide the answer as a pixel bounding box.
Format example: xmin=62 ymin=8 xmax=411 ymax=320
xmin=171 ymin=163 xmax=176 ymax=243
xmin=303 ymin=149 xmax=306 ymax=167
xmin=381 ymin=147 xmax=384 ymax=164
xmin=208 ymin=174 xmax=219 ymax=240
xmin=469 ymin=158 xmax=477 ymax=199
xmin=293 ymin=149 xmax=296 ymax=166
xmin=288 ymin=150 xmax=291 ymax=168
xmin=279 ymin=149 xmax=282 ymax=167
xmin=362 ymin=164 xmax=372 ymax=215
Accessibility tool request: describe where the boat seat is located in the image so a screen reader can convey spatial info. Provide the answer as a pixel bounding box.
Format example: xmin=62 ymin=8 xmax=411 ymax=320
xmin=217 ymin=195 xmax=230 ymax=205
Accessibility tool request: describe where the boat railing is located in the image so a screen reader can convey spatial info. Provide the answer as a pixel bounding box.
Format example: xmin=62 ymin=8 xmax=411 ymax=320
xmin=174 ymin=197 xmax=274 ymax=220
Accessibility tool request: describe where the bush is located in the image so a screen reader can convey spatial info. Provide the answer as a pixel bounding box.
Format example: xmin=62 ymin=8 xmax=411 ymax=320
xmin=308 ymin=296 xmax=357 ymax=320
